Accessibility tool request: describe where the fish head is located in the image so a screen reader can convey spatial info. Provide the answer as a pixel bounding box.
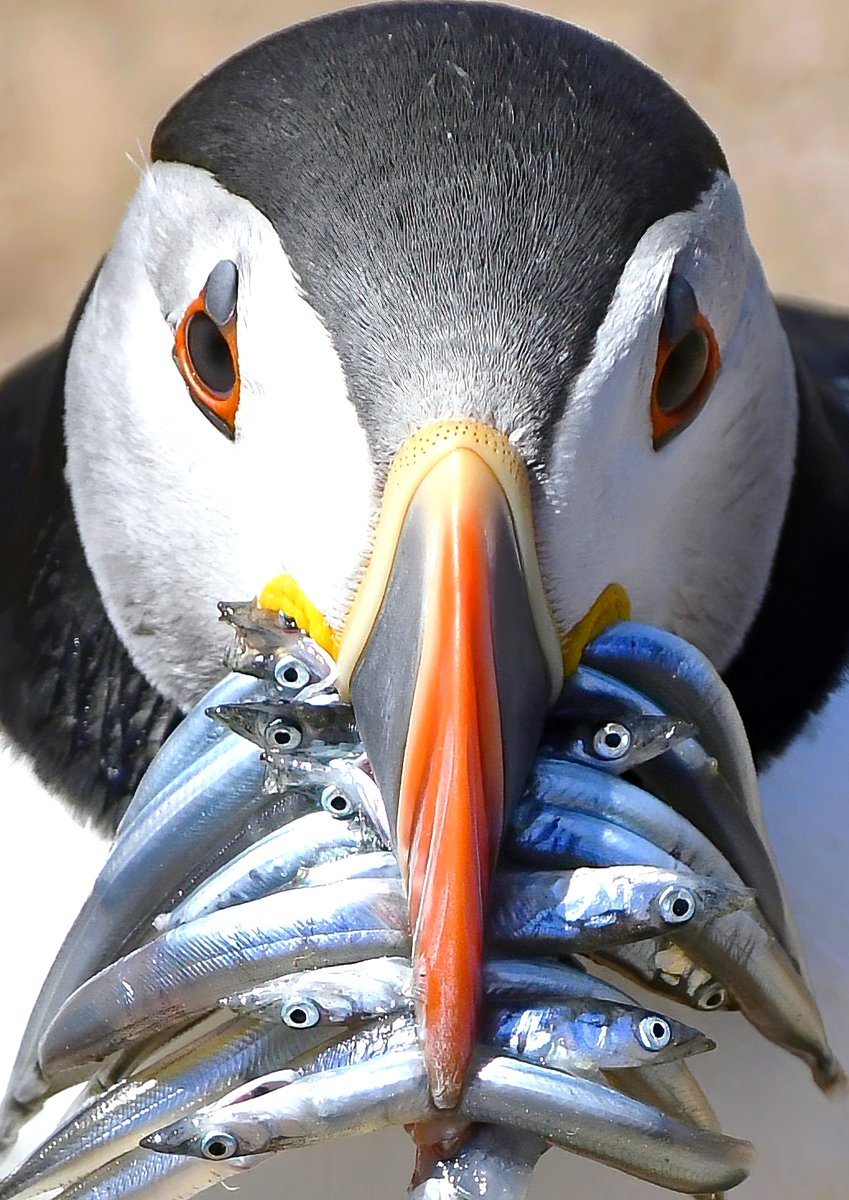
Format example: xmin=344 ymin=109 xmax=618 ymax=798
xmin=141 ymin=1112 xmax=274 ymax=1159
xmin=651 ymin=872 xmax=755 ymax=929
xmin=627 ymin=1009 xmax=716 ymax=1063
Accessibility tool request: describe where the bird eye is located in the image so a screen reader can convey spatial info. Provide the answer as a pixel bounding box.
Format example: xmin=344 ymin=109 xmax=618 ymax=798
xmin=651 ymin=274 xmax=720 ymax=448
xmin=174 ymin=260 xmax=240 ymax=439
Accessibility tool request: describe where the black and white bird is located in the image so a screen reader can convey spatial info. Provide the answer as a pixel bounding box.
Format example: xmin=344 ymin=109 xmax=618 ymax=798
xmin=1 ymin=4 xmax=847 ymax=1196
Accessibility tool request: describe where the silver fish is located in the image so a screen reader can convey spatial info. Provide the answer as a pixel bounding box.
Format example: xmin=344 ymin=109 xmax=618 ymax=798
xmin=222 ymin=955 xmax=632 ymax=1027
xmin=261 ymin=756 xmax=392 ymax=845
xmin=144 ymin=1042 xmax=752 ymax=1195
xmin=0 ymin=1015 xmax=343 ymax=1200
xmin=119 ymin=672 xmax=267 ymax=829
xmin=141 ymin=1046 xmax=430 ymax=1157
xmin=296 ymin=850 xmax=400 ymax=887
xmin=611 ymin=1062 xmax=721 ymax=1133
xmin=481 ymin=957 xmax=632 ymax=1006
xmin=209 ymin=700 xmax=361 ymax=759
xmin=36 ymin=878 xmax=411 ymax=1086
xmin=411 ymin=1062 xmax=721 ymax=1200
xmin=545 ymin=711 xmax=696 ymax=775
xmin=464 ymin=1054 xmax=753 ymax=1195
xmin=218 ymin=598 xmax=337 ymax=697
xmin=597 ymin=939 xmax=732 ymax=1012
xmin=223 ymin=958 xmax=415 ymax=1027
xmin=581 ymin=621 xmax=762 ymax=829
xmin=52 ymin=1145 xmax=263 ymax=1200
xmin=506 ymin=803 xmax=681 ymax=873
xmin=522 ymin=757 xmax=752 ymax=896
xmin=489 ymin=866 xmax=751 ymax=950
xmin=482 ymin=1002 xmax=714 ymax=1073
xmin=673 ymin=909 xmax=846 ymax=1090
xmin=554 ymin=664 xmax=801 ymax=963
xmin=607 ymin=1064 xmax=725 ymax=1200
xmin=0 ymin=732 xmax=270 ymax=1139
xmin=154 ymin=808 xmax=375 ymax=931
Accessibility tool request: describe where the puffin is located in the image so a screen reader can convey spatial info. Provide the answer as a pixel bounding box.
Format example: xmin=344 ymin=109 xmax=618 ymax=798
xmin=1 ymin=4 xmax=847 ymax=1196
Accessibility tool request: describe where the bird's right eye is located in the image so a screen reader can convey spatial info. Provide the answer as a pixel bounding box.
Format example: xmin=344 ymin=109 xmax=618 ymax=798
xmin=174 ymin=260 xmax=240 ymax=439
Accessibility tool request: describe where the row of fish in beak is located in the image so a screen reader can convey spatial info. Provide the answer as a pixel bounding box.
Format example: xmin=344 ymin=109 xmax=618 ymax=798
xmin=0 ymin=602 xmax=843 ymax=1200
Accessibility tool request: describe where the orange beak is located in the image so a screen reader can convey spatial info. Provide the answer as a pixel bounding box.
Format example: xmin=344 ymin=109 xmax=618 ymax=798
xmin=338 ymin=421 xmax=562 ymax=1109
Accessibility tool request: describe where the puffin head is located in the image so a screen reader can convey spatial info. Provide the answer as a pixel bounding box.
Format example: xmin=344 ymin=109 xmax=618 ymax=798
xmin=63 ymin=2 xmax=797 ymax=1110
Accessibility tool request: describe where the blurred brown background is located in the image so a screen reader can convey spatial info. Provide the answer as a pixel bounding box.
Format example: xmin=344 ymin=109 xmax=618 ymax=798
xmin=0 ymin=0 xmax=847 ymax=378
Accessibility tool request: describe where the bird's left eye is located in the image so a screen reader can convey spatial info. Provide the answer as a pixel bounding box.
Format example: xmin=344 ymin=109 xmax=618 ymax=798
xmin=651 ymin=273 xmax=720 ymax=449
xmin=174 ymin=259 xmax=240 ymax=439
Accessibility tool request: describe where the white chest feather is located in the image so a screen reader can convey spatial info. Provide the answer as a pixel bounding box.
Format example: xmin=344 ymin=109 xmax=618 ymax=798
xmin=1 ymin=694 xmax=847 ymax=1198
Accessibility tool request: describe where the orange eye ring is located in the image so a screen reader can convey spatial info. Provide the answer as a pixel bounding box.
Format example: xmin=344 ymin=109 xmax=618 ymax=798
xmin=174 ymin=279 xmax=240 ymax=439
xmin=650 ymin=309 xmax=720 ymax=449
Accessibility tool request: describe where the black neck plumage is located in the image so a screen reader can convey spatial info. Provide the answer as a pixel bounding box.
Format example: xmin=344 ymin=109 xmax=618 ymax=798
xmin=724 ymin=307 xmax=849 ymax=767
xmin=0 ymin=310 xmax=180 ymax=834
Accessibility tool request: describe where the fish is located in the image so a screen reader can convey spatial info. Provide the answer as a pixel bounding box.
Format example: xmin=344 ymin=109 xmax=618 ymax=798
xmin=119 ymin=671 xmax=268 ymax=830
xmin=223 ymin=957 xmax=415 ymax=1027
xmin=580 ymin=622 xmax=763 ymax=830
xmin=516 ymin=757 xmax=777 ymax=926
xmin=611 ymin=1062 xmax=722 ymax=1133
xmin=261 ymin=756 xmax=391 ymax=843
xmin=506 ymin=803 xmax=682 ymax=873
xmin=36 ymin=878 xmax=411 ymax=1087
xmin=0 ymin=731 xmax=273 ymax=1140
xmin=143 ymin=1037 xmax=752 ymax=1195
xmin=37 ymin=867 xmax=746 ymax=1086
xmin=0 ymin=1014 xmax=344 ymax=1200
xmin=552 ymin=664 xmax=802 ymax=963
xmin=295 ymin=851 xmax=400 ymax=887
xmin=209 ymin=700 xmax=361 ymax=759
xmin=48 ymin=1145 xmax=263 ymax=1200
xmin=221 ymin=955 xmax=634 ymax=1027
xmin=153 ymin=808 xmax=377 ymax=931
xmin=489 ymin=866 xmax=751 ymax=951
xmin=544 ymin=711 xmax=696 ymax=775
xmin=411 ymin=1062 xmax=723 ymax=1200
xmin=597 ymin=939 xmax=732 ymax=1012
xmin=218 ymin=598 xmax=337 ymax=698
xmin=463 ymin=1054 xmax=753 ymax=1195
xmin=673 ymin=909 xmax=846 ymax=1090
xmin=141 ymin=1048 xmax=428 ymax=1158
xmin=482 ymin=1002 xmax=714 ymax=1073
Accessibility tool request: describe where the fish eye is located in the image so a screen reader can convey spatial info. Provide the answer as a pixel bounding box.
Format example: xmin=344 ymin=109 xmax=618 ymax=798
xmin=320 ymin=786 xmax=356 ymax=819
xmin=281 ymin=998 xmax=322 ymax=1028
xmin=273 ymin=655 xmax=312 ymax=692
xmin=651 ymin=273 xmax=720 ymax=449
xmin=266 ymin=719 xmax=302 ymax=751
xmin=199 ymin=1130 xmax=239 ymax=1160
xmin=657 ymin=885 xmax=697 ymax=924
xmin=591 ymin=722 xmax=631 ymax=760
xmin=636 ymin=1014 xmax=672 ymax=1051
xmin=696 ymin=981 xmax=728 ymax=1010
xmin=173 ymin=260 xmax=240 ymax=439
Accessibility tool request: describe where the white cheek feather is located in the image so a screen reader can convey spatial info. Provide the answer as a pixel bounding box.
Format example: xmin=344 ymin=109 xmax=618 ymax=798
xmin=536 ymin=176 xmax=797 ymax=672
xmin=65 ymin=164 xmax=375 ymax=709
